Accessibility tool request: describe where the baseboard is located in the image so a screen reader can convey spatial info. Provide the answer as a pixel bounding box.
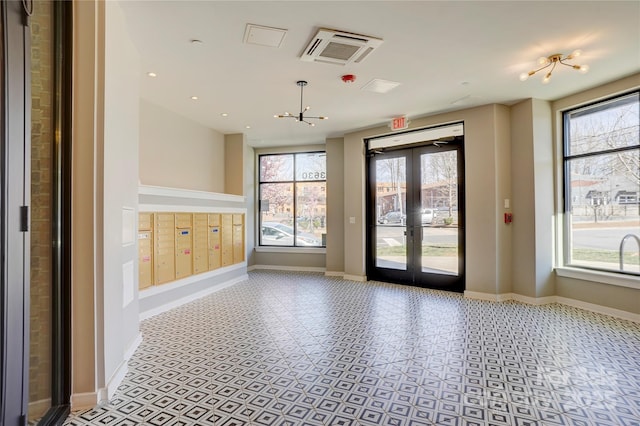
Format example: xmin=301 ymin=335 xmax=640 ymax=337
xmin=139 ymin=274 xmax=248 ymax=321
xmin=105 ymin=360 xmax=128 ymax=401
xmin=250 ymin=265 xmax=326 ymax=273
xmin=125 ymin=333 xmax=143 ymax=360
xmin=139 ymin=263 xmax=246 ymax=300
xmin=464 ymin=291 xmax=639 ymax=323
xmin=324 ymin=271 xmax=344 ymax=277
xmin=343 ymin=274 xmax=367 ymax=282
xmin=70 ymin=392 xmax=99 ymax=411
xmin=509 ymin=293 xmax=556 ymax=305
xmin=463 ymin=291 xmax=511 ymax=302
xmin=555 ymin=296 xmax=640 ymax=323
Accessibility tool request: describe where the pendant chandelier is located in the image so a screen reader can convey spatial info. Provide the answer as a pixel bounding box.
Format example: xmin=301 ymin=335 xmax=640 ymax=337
xmin=274 ymin=80 xmax=328 ymax=126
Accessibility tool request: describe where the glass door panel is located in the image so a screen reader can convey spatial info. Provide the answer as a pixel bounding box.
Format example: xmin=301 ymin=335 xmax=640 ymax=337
xmin=419 ymin=150 xmax=459 ymax=275
xmin=374 ymin=156 xmax=407 ymax=270
xmin=367 ymin=137 xmax=464 ymax=292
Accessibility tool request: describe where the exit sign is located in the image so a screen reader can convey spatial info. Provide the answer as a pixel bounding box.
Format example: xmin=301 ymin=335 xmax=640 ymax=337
xmin=391 ymin=116 xmax=408 ymax=131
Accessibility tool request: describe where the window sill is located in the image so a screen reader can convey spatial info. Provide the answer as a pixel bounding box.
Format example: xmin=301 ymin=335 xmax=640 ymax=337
xmin=255 ymin=246 xmax=326 ymax=254
xmin=555 ymin=267 xmax=640 ymax=290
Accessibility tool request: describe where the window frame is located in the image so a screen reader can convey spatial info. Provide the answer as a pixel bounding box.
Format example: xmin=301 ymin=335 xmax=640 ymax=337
xmin=561 ymin=90 xmax=640 ymax=277
xmin=257 ymin=151 xmax=327 ymax=248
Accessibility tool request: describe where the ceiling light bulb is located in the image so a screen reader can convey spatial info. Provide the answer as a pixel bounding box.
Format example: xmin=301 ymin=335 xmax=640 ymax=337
xmin=245 ymin=125 xmax=251 ymax=129
xmin=519 ymin=72 xmax=530 ymax=81
xmin=569 ymin=49 xmax=582 ymax=59
xmin=221 ymin=113 xmax=228 ymax=117
xmin=147 ymin=72 xmax=157 ymax=78
xmin=578 ymin=64 xmax=589 ymax=74
xmin=191 ymin=96 xmax=198 ymax=100
xmin=319 ymin=116 xmax=328 ymax=120
xmin=542 ymin=72 xmax=552 ymax=84
xmin=537 ymin=56 xmax=550 ymax=66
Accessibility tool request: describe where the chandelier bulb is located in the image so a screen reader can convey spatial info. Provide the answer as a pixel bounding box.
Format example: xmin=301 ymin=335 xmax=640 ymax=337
xmin=275 ymin=80 xmax=326 ymax=125
xmin=568 ymin=49 xmax=582 ymax=59
xmin=538 ymin=56 xmax=550 ymax=66
xmin=519 ymin=72 xmax=530 ymax=81
xmin=578 ymin=64 xmax=589 ymax=74
xmin=542 ymin=72 xmax=552 ymax=84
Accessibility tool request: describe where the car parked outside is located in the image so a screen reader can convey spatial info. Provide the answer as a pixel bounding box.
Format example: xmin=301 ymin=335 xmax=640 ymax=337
xmin=421 ymin=208 xmax=437 ymax=224
xmin=378 ymin=211 xmax=406 ymax=225
xmin=261 ymin=222 xmax=322 ymax=246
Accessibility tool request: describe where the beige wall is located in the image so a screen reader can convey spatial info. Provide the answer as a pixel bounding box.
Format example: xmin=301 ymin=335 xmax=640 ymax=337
xmin=510 ymin=99 xmax=557 ymax=298
xmin=326 ymin=138 xmax=345 ymax=274
xmin=72 ymin=0 xmax=102 ymax=402
xmin=244 ymin=145 xmax=256 ymax=266
xmin=495 ymin=105 xmax=513 ymax=295
xmin=343 ymin=105 xmax=512 ymax=293
xmin=225 ymin=133 xmax=244 ymax=195
xmin=139 ymin=99 xmax=225 ymax=192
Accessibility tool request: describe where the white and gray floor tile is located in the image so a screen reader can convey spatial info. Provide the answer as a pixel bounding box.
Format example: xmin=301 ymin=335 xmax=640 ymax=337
xmin=65 ymin=271 xmax=640 ymax=425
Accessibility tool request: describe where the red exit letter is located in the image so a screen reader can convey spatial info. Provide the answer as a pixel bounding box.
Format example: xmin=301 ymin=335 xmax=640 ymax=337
xmin=391 ymin=116 xmax=407 ymax=131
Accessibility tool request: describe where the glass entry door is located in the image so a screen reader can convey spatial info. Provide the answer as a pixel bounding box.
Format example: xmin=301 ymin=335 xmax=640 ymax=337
xmin=367 ymin=140 xmax=464 ymax=292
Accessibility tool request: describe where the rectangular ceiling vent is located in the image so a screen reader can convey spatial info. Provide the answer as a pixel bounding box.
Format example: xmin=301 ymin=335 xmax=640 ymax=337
xmin=301 ymin=28 xmax=383 ymax=65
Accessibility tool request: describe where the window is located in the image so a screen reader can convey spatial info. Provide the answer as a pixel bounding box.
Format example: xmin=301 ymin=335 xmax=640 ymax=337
xmin=259 ymin=152 xmax=326 ymax=247
xmin=563 ymin=91 xmax=639 ymax=275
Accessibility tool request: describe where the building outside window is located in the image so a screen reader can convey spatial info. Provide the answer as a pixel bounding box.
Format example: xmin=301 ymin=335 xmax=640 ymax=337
xmin=259 ymin=152 xmax=326 ymax=247
xmin=563 ymin=91 xmax=639 ymax=275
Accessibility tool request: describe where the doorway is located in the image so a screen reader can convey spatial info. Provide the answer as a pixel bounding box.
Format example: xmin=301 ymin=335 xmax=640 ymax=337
xmin=366 ymin=125 xmax=465 ymax=292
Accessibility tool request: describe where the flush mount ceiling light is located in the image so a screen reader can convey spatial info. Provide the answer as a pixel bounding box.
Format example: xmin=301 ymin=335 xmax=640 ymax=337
xmin=520 ymin=50 xmax=589 ymax=84
xmin=274 ymin=81 xmax=328 ymax=126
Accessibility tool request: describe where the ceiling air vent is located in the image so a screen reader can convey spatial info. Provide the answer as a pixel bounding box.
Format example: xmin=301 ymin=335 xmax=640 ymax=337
xmin=301 ymin=28 xmax=383 ymax=65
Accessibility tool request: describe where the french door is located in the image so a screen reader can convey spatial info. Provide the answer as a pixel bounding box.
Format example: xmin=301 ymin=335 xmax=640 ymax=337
xmin=1 ymin=1 xmax=30 ymax=424
xmin=367 ymin=137 xmax=465 ymax=292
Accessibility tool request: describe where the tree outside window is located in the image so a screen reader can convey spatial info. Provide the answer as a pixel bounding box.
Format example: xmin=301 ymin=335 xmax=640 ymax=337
xmin=259 ymin=153 xmax=326 ymax=247
xmin=563 ymin=91 xmax=639 ymax=274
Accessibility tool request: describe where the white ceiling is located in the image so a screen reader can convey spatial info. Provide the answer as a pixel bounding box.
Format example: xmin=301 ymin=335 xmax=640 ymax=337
xmin=118 ymin=1 xmax=640 ymax=148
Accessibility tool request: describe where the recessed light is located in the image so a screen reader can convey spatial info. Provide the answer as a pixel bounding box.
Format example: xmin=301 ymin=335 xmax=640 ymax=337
xmin=221 ymin=113 xmax=229 ymax=117
xmin=191 ymin=96 xmax=199 ymax=100
xmin=147 ymin=72 xmax=157 ymax=77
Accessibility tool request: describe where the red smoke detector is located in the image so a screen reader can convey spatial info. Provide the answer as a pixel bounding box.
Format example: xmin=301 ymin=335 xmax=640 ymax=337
xmin=341 ymin=74 xmax=356 ymax=83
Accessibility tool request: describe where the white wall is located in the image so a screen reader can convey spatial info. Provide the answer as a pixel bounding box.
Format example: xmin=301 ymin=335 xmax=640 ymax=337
xmin=103 ymin=0 xmax=141 ymax=395
xmin=71 ymin=1 xmax=143 ymax=408
xmin=139 ymin=99 xmax=225 ymax=193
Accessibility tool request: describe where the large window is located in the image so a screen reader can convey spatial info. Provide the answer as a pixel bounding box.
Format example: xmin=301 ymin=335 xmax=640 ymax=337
xmin=563 ymin=91 xmax=639 ymax=275
xmin=259 ymin=152 xmax=326 ymax=247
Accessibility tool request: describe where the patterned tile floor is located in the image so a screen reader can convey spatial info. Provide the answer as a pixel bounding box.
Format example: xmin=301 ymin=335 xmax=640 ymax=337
xmin=65 ymin=271 xmax=640 ymax=425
